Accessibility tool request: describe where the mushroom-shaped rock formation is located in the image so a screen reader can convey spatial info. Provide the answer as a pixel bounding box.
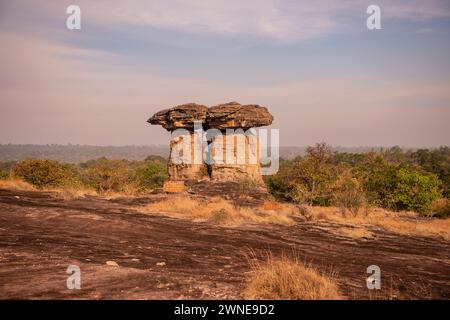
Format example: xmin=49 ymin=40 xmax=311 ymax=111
xmin=148 ymin=103 xmax=207 ymax=180
xmin=206 ymin=102 xmax=273 ymax=184
xmin=148 ymin=101 xmax=273 ymax=185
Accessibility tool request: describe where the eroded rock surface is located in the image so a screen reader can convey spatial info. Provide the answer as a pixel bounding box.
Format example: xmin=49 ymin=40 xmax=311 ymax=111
xmin=1 ymin=188 xmax=449 ymax=299
xmin=207 ymin=101 xmax=273 ymax=129
xmin=147 ymin=103 xmax=208 ymax=131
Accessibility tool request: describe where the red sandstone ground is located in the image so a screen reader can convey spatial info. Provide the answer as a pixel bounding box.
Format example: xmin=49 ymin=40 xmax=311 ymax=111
xmin=0 ymin=188 xmax=449 ymax=299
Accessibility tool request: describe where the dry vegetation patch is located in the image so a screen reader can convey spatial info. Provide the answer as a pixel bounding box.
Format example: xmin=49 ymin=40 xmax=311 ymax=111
xmin=242 ymin=254 xmax=342 ymax=300
xmin=0 ymin=179 xmax=36 ymax=191
xmin=309 ymin=206 xmax=450 ymax=241
xmin=142 ymin=196 xmax=296 ymax=226
xmin=336 ymin=227 xmax=375 ymax=240
xmin=51 ymin=187 xmax=98 ymax=200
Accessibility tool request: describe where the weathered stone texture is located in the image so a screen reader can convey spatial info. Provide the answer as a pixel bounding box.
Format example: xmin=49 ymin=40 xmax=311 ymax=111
xmin=168 ymin=132 xmax=205 ymax=180
xmin=148 ymin=101 xmax=273 ymax=185
xmin=209 ymin=132 xmax=262 ymax=183
xmin=207 ymin=102 xmax=273 ymax=129
xmin=148 ymin=103 xmax=208 ymax=131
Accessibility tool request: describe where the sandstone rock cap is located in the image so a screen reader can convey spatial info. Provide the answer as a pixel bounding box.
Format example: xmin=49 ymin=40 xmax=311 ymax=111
xmin=207 ymin=101 xmax=273 ymax=129
xmin=148 ymin=103 xmax=208 ymax=130
xmin=148 ymin=101 xmax=273 ymax=130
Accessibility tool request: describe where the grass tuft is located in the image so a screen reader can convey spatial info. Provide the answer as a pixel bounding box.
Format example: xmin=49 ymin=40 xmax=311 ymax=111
xmin=242 ymin=254 xmax=342 ymax=300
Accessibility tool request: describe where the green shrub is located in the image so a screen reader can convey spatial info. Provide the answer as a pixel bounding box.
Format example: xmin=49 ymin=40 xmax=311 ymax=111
xmin=0 ymin=170 xmax=9 ymax=180
xmin=144 ymin=155 xmax=167 ymax=163
xmin=264 ymin=160 xmax=296 ymax=201
xmin=412 ymin=147 xmax=450 ymax=198
xmin=265 ymin=144 xmax=448 ymax=214
xmin=79 ymin=158 xmax=135 ymax=193
xmin=0 ymin=161 xmax=16 ymax=180
xmin=266 ymin=144 xmax=338 ymax=206
xmin=359 ymin=156 xmax=398 ymax=209
xmin=12 ymin=159 xmax=75 ymax=188
xmin=332 ymin=169 xmax=366 ymax=216
xmin=134 ymin=161 xmax=168 ymax=190
xmin=392 ymin=168 xmax=441 ymax=213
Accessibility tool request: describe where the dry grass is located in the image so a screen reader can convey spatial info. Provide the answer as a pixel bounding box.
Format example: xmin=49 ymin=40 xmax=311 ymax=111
xmin=0 ymin=179 xmax=36 ymax=191
xmin=309 ymin=206 xmax=450 ymax=241
xmin=336 ymin=227 xmax=374 ymax=239
xmin=142 ymin=196 xmax=295 ymax=226
xmin=51 ymin=187 xmax=98 ymax=200
xmin=242 ymin=254 xmax=342 ymax=300
xmin=0 ymin=177 xmax=136 ymax=200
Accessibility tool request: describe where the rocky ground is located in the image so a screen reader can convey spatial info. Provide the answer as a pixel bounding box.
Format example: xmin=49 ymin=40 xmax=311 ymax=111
xmin=0 ymin=188 xmax=449 ymax=299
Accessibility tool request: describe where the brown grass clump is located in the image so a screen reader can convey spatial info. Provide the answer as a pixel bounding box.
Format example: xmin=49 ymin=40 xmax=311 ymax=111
xmin=0 ymin=179 xmax=36 ymax=191
xmin=242 ymin=254 xmax=342 ymax=300
xmin=309 ymin=206 xmax=450 ymax=241
xmin=142 ymin=196 xmax=295 ymax=226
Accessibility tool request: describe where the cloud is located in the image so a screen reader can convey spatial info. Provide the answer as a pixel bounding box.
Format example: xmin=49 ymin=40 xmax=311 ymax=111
xmin=81 ymin=0 xmax=450 ymax=41
xmin=5 ymin=0 xmax=450 ymax=43
xmin=1 ymin=1 xmax=449 ymax=146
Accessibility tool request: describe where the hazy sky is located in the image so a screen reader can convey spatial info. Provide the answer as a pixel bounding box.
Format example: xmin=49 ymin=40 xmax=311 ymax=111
xmin=1 ymin=0 xmax=449 ymax=147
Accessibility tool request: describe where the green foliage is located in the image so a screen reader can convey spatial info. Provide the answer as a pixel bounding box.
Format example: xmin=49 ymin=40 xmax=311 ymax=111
xmin=392 ymin=168 xmax=441 ymax=212
xmin=264 ymin=160 xmax=295 ymax=201
xmin=265 ymin=143 xmax=447 ymax=214
xmin=0 ymin=161 xmax=16 ymax=180
xmin=411 ymin=147 xmax=450 ymax=197
xmin=266 ymin=143 xmax=339 ymax=206
xmin=79 ymin=157 xmax=168 ymax=193
xmin=7 ymin=156 xmax=168 ymax=194
xmin=80 ymin=158 xmax=136 ymax=193
xmin=144 ymin=155 xmax=167 ymax=163
xmin=331 ymin=168 xmax=366 ymax=216
xmin=12 ymin=159 xmax=75 ymax=188
xmin=358 ymin=155 xmax=399 ymax=209
xmin=0 ymin=170 xmax=9 ymax=180
xmin=134 ymin=161 xmax=168 ymax=190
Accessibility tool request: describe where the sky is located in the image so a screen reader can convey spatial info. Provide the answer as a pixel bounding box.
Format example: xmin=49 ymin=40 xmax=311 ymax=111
xmin=0 ymin=0 xmax=449 ymax=147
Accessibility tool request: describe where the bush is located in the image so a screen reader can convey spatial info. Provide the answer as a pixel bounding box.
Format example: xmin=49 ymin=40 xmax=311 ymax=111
xmin=392 ymin=168 xmax=441 ymax=213
xmin=80 ymin=158 xmax=135 ymax=193
xmin=359 ymin=156 xmax=398 ymax=209
xmin=0 ymin=161 xmax=15 ymax=180
xmin=134 ymin=161 xmax=168 ymax=190
xmin=430 ymin=198 xmax=450 ymax=218
xmin=266 ymin=143 xmax=338 ymax=206
xmin=0 ymin=170 xmax=9 ymax=180
xmin=332 ymin=169 xmax=366 ymax=217
xmin=144 ymin=155 xmax=167 ymax=163
xmin=12 ymin=159 xmax=75 ymax=188
xmin=412 ymin=147 xmax=450 ymax=198
xmin=264 ymin=160 xmax=295 ymax=201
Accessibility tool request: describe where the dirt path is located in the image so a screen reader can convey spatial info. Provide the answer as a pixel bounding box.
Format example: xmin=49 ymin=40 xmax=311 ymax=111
xmin=0 ymin=188 xmax=449 ymax=299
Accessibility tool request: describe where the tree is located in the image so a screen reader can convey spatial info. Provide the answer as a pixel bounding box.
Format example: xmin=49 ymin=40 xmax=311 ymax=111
xmin=332 ymin=168 xmax=366 ymax=216
xmin=13 ymin=159 xmax=75 ymax=188
xmin=392 ymin=168 xmax=441 ymax=212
